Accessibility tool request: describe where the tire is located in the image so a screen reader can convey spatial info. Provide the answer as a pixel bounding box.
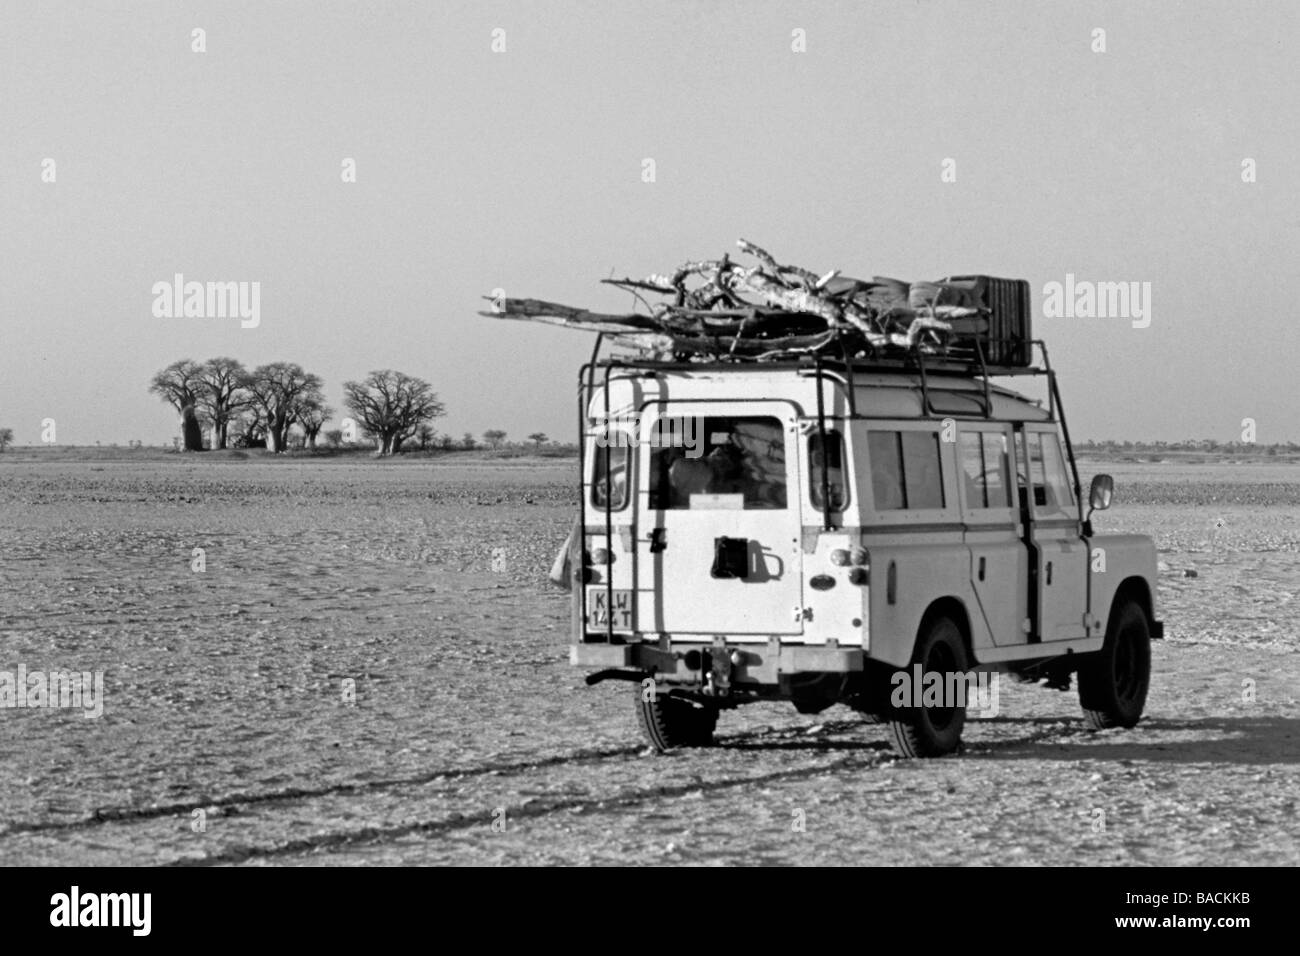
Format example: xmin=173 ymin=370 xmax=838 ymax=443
xmin=1078 ymin=599 xmax=1151 ymax=729
xmin=887 ymin=615 xmax=968 ymax=758
xmin=635 ymin=685 xmax=718 ymax=751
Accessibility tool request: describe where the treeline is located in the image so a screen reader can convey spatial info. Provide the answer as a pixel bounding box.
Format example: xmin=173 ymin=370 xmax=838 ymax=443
xmin=1078 ymin=439 xmax=1300 ymax=456
xmin=146 ymin=358 xmax=566 ymax=457
xmin=150 ymin=358 xmax=443 ymax=456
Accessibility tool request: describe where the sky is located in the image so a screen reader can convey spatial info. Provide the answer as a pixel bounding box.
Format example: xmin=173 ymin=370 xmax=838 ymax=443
xmin=1 ymin=1 xmax=1297 ymax=446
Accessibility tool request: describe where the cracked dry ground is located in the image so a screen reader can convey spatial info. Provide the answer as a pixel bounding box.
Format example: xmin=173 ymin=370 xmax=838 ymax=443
xmin=0 ymin=457 xmax=1296 ymax=866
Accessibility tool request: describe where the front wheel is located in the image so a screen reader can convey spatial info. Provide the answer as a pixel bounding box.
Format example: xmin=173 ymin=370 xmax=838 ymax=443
xmin=1078 ymin=599 xmax=1151 ymax=729
xmin=635 ymin=684 xmax=718 ymax=751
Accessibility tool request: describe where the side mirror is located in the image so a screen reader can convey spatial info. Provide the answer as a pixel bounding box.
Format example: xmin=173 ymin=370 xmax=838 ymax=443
xmin=1089 ymin=473 xmax=1114 ymax=513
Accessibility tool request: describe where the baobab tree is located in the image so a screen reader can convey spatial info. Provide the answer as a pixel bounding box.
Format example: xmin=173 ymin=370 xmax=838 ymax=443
xmin=293 ymin=391 xmax=332 ymax=450
xmin=244 ymin=362 xmax=323 ymax=453
xmin=149 ymin=359 xmax=206 ymax=451
xmin=196 ymin=357 xmax=250 ymax=450
xmin=342 ymin=369 xmax=444 ymax=456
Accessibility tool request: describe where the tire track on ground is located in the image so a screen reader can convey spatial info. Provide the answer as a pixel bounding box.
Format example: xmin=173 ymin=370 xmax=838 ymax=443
xmin=0 ymin=720 xmax=870 ymax=840
xmin=177 ymin=749 xmax=886 ymax=866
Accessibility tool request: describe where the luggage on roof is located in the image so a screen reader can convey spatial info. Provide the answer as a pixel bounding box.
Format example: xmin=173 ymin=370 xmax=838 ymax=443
xmin=481 ymin=240 xmax=1034 ymax=370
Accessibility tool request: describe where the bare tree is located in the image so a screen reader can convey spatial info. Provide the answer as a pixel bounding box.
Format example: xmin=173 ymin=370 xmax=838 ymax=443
xmin=291 ymin=389 xmax=331 ymax=450
xmin=244 ymin=362 xmax=323 ymax=453
xmin=0 ymin=427 xmax=13 ymax=452
xmin=342 ymin=370 xmax=445 ymax=456
xmin=197 ymin=357 xmax=250 ymax=450
xmin=483 ymin=429 xmax=507 ymax=449
xmin=231 ymin=405 xmax=268 ymax=449
xmin=416 ymin=424 xmax=436 ymax=450
xmin=149 ymin=359 xmax=205 ymax=451
xmin=528 ymin=432 xmax=549 ymax=448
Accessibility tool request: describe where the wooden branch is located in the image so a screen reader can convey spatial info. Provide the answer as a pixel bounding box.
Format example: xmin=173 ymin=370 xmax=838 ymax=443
xmin=479 ymin=297 xmax=662 ymax=333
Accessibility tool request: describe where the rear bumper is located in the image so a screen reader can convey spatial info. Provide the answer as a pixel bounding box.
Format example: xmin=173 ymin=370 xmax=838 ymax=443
xmin=570 ymin=640 xmax=864 ymax=681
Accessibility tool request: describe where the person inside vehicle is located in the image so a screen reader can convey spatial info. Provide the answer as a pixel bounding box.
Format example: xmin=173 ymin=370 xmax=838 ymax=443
xmin=668 ymin=441 xmax=747 ymax=506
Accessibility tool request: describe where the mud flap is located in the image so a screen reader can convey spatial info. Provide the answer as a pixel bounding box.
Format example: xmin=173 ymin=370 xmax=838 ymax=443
xmin=549 ymin=517 xmax=579 ymax=589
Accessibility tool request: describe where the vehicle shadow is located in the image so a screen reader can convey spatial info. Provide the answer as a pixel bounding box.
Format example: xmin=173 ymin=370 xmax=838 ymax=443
xmin=964 ymin=715 xmax=1300 ymax=766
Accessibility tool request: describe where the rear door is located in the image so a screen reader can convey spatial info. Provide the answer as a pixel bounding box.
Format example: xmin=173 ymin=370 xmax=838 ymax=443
xmin=634 ymin=402 xmax=803 ymax=637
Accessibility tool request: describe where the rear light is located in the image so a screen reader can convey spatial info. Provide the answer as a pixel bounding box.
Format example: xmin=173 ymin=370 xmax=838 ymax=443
xmin=829 ymin=548 xmax=851 ymax=566
xmin=591 ymin=548 xmax=612 ymax=565
xmin=851 ymin=546 xmax=869 ymax=566
xmin=847 ymin=567 xmax=869 ymax=586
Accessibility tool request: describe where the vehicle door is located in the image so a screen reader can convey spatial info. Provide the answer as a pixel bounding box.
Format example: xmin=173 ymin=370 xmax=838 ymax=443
xmin=634 ymin=403 xmax=804 ymax=638
xmin=1019 ymin=426 xmax=1088 ymax=641
xmin=957 ymin=423 xmax=1029 ymax=646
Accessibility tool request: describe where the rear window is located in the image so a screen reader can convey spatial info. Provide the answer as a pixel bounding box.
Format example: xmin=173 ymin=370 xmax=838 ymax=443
xmin=649 ymin=416 xmax=787 ymax=510
xmin=868 ymin=430 xmax=945 ymax=510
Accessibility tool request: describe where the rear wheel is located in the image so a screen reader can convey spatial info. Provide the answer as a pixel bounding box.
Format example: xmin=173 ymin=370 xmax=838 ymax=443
xmin=1078 ymin=599 xmax=1151 ymax=729
xmin=635 ymin=684 xmax=718 ymax=751
xmin=887 ymin=615 xmax=968 ymax=758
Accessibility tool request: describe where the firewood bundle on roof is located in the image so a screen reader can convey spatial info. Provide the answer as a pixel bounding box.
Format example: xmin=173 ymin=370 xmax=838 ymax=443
xmin=481 ymin=239 xmax=1029 ymax=365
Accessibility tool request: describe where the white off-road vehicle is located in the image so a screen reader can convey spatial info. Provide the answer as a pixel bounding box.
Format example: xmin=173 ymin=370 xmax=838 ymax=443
xmin=562 ymin=339 xmax=1162 ymax=757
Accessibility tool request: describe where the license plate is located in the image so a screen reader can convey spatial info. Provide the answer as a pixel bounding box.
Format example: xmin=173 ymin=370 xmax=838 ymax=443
xmin=587 ymin=588 xmax=633 ymax=630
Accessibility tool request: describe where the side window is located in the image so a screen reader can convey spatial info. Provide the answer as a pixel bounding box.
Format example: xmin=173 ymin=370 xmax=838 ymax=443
xmin=982 ymin=432 xmax=1011 ymax=507
xmin=590 ymin=433 xmax=629 ymax=511
xmin=1025 ymin=432 xmax=1074 ymax=512
xmin=901 ymin=432 xmax=945 ymax=509
xmin=868 ymin=430 xmax=945 ymax=510
xmin=1040 ymin=433 xmax=1075 ymax=510
xmin=868 ymin=431 xmax=905 ymax=510
xmin=959 ymin=432 xmax=988 ymax=507
xmin=962 ymin=430 xmax=1011 ymax=509
xmin=1025 ymin=432 xmax=1049 ymax=508
xmin=809 ymin=431 xmax=848 ymax=510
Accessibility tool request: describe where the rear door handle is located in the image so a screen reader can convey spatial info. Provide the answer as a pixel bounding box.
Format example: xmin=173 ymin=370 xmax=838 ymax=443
xmin=1046 ymin=560 xmax=1053 ymax=585
xmin=978 ymin=556 xmax=986 ymax=581
xmin=648 ymin=528 xmax=667 ymax=553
